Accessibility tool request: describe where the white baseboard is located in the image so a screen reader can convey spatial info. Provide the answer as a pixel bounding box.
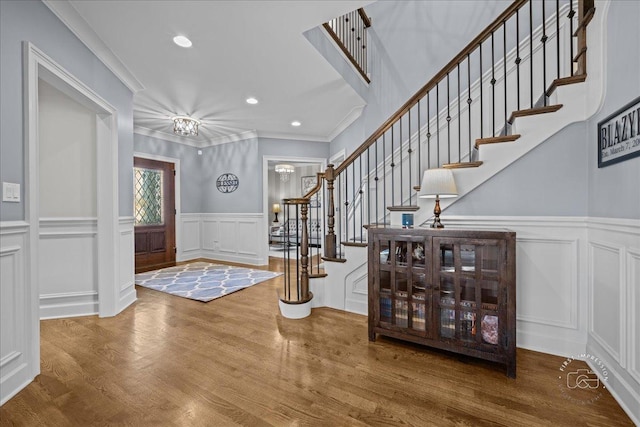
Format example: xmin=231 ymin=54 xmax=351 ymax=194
xmin=39 ymin=291 xmax=98 ymax=319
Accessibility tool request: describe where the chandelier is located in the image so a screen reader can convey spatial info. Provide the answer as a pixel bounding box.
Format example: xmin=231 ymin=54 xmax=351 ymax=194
xmin=172 ymin=116 xmax=200 ymax=136
xmin=275 ymin=164 xmax=295 ymax=182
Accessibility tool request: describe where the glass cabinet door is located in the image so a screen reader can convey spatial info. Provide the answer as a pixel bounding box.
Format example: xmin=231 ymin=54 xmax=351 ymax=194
xmin=434 ymin=238 xmax=504 ymax=349
xmin=375 ymin=236 xmax=432 ymax=337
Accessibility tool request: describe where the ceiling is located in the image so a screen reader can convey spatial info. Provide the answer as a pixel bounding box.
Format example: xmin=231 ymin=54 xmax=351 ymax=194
xmin=44 ymin=0 xmax=372 ymax=147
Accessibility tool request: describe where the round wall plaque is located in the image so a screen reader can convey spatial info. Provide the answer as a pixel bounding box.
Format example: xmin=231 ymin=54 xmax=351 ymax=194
xmin=216 ymin=173 xmax=239 ymax=193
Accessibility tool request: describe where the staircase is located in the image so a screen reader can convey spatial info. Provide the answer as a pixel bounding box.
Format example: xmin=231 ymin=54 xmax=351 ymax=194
xmin=280 ymin=0 xmax=598 ymax=313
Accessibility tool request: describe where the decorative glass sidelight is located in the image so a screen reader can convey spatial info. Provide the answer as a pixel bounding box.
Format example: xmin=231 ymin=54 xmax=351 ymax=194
xmin=134 ymin=167 xmax=164 ymax=225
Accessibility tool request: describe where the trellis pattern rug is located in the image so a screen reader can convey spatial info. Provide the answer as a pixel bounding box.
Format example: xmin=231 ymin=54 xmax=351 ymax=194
xmin=135 ymin=262 xmax=281 ymax=302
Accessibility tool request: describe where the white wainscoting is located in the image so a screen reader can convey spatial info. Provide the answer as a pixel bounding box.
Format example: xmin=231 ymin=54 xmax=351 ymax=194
xmin=39 ymin=218 xmax=99 ymax=319
xmin=179 ymin=213 xmax=201 ymax=262
xmin=118 ymin=217 xmax=136 ymax=312
xmin=425 ymin=216 xmax=591 ymax=357
xmin=0 ymin=221 xmax=38 ymax=405
xmin=586 ymin=217 xmax=640 ymax=425
xmin=178 ymin=213 xmax=266 ymax=265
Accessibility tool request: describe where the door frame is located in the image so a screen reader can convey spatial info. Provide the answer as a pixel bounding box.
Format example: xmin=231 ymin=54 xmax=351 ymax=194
xmin=24 ymin=41 xmax=120 ymax=380
xmin=133 ymin=152 xmax=181 ymax=264
xmin=262 ymin=155 xmax=326 ymax=260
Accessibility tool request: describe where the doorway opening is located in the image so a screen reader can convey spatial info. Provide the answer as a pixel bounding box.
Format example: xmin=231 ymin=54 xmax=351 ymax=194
xmin=133 ymin=157 xmax=176 ymax=273
xmin=263 ymin=157 xmax=325 ymax=260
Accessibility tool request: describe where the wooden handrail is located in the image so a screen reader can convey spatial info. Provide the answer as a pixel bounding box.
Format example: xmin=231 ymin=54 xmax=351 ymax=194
xmin=358 ymin=8 xmax=372 ymax=28
xmin=334 ymin=0 xmax=529 ymax=175
xmin=302 ymin=172 xmax=325 ymax=199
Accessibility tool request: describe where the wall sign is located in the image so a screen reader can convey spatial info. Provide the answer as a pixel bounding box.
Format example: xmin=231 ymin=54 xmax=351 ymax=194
xmin=598 ymin=97 xmax=640 ymax=168
xmin=216 ymin=173 xmax=239 ymax=193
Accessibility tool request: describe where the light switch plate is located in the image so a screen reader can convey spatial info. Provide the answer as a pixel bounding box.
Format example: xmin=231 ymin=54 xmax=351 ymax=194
xmin=2 ymin=182 xmax=21 ymax=202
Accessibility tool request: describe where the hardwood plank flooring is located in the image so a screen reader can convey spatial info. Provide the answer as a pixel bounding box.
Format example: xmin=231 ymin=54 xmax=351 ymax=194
xmin=0 ymin=258 xmax=633 ymax=426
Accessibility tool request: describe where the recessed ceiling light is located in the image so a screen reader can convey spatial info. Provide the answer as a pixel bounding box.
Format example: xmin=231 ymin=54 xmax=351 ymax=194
xmin=291 ymin=121 xmax=301 ymax=127
xmin=173 ymin=35 xmax=192 ymax=48
xmin=246 ymin=97 xmax=258 ymax=105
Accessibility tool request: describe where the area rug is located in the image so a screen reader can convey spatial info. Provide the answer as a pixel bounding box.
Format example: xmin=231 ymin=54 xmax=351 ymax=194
xmin=135 ymin=262 xmax=282 ymax=302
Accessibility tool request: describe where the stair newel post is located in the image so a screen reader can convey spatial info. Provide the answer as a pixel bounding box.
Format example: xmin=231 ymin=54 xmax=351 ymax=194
xmin=300 ymin=201 xmax=310 ymax=301
xmin=324 ymin=164 xmax=337 ymax=258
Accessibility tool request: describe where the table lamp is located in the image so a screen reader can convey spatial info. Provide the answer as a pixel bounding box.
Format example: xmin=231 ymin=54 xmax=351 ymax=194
xmin=418 ymin=168 xmax=458 ymax=228
xmin=272 ymin=203 xmax=281 ymax=223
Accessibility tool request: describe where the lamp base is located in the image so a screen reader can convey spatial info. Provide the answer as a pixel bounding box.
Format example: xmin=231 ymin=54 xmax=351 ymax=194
xmin=430 ymin=197 xmax=445 ymax=229
xmin=273 ymin=212 xmax=279 ymax=223
xmin=430 ymin=218 xmax=444 ymax=229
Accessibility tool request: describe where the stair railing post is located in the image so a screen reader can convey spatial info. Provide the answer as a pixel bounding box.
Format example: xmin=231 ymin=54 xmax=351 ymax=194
xmin=324 ymin=164 xmax=337 ymax=258
xmin=576 ymin=0 xmax=593 ymax=75
xmin=300 ymin=201 xmax=310 ymax=300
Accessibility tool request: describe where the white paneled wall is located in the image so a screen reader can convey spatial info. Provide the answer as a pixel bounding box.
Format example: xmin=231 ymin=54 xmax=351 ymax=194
xmin=39 ymin=218 xmax=98 ymax=319
xmin=118 ymin=217 xmax=136 ymax=311
xmin=37 ymin=217 xmax=136 ymax=319
xmin=178 ymin=213 xmax=267 ymax=266
xmin=0 ymin=222 xmax=38 ymax=405
xmin=586 ymin=218 xmax=640 ymax=424
xmin=319 ymin=215 xmax=639 ymax=424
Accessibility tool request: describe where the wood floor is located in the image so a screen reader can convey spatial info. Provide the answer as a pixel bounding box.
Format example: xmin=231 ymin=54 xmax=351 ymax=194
xmin=0 ymin=258 xmax=632 ymax=426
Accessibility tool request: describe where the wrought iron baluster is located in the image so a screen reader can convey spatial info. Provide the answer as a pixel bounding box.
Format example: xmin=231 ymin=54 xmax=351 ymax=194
xmin=407 ymin=110 xmax=412 ymax=205
xmin=569 ymin=0 xmax=575 ymax=76
xmin=436 ymin=83 xmax=440 ymax=166
xmin=352 ymin=160 xmax=356 ymax=241
xmin=467 ymin=53 xmax=472 ymax=156
xmin=457 ymin=63 xmax=461 ymax=163
xmin=382 ymin=133 xmax=386 ymax=226
xmin=359 ymin=155 xmax=363 ymax=242
xmin=417 ymin=100 xmax=421 ymax=177
xmin=491 ymin=31 xmax=496 ymax=136
xmin=446 ymin=72 xmax=451 ymax=164
xmin=503 ymin=21 xmax=508 ymax=128
xmin=556 ymin=0 xmax=561 ymax=80
xmin=344 ymin=166 xmax=349 ymax=243
xmin=516 ymin=9 xmax=521 ymax=110
xmin=480 ymin=43 xmax=484 ymax=138
xmin=427 ymin=92 xmax=431 ymax=168
xmin=530 ymin=0 xmax=534 ymax=109
xmin=391 ymin=125 xmax=395 ymax=206
xmin=375 ymin=139 xmax=379 ymax=227
xmin=399 ymin=118 xmax=403 ymax=206
xmin=542 ymin=0 xmax=548 ymax=106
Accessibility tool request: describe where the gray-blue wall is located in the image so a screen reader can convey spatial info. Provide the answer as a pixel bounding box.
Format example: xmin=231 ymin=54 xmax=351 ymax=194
xmin=447 ymin=123 xmax=589 ymax=216
xmin=586 ymin=1 xmax=640 ymax=220
xmin=134 ymin=134 xmax=330 ymax=214
xmin=326 ymin=0 xmax=508 ymax=159
xmin=0 ymin=0 xmax=134 ymax=220
xmin=449 ymin=0 xmax=640 ymax=220
xmin=325 ymin=0 xmax=639 ymax=221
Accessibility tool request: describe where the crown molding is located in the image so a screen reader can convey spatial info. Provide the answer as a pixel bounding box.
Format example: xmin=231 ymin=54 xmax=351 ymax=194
xmin=257 ymin=131 xmax=330 ymax=143
xmin=327 ymin=104 xmax=365 ymax=141
xmin=134 ymin=126 xmax=260 ymax=148
xmin=42 ymin=0 xmax=144 ymax=93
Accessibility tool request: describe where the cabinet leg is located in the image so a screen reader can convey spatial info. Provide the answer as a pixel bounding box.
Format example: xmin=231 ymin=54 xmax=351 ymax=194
xmin=507 ymin=361 xmax=516 ymax=378
xmin=368 ymin=329 xmax=376 ymax=342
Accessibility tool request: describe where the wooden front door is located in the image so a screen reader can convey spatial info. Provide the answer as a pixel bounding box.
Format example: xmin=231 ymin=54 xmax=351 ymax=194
xmin=134 ymin=157 xmax=176 ymax=273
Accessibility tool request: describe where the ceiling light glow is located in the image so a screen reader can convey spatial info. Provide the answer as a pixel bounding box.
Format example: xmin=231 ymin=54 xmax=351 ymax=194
xmin=173 ymin=35 xmax=192 ymax=48
xmin=291 ymin=121 xmax=301 ymax=127
xmin=246 ymin=97 xmax=258 ymax=105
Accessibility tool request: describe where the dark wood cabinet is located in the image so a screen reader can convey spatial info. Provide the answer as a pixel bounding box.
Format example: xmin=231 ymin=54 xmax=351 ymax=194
xmin=368 ymin=228 xmax=516 ymax=377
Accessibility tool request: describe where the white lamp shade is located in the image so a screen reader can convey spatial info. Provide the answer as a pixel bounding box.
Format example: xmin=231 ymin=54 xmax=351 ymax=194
xmin=272 ymin=203 xmax=281 ymax=213
xmin=418 ymin=168 xmax=458 ymax=199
